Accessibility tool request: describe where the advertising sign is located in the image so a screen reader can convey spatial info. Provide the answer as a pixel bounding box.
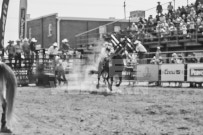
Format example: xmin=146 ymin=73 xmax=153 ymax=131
xmin=0 ymin=0 xmax=10 ymax=49
xmin=187 ymin=64 xmax=203 ymax=82
xmin=137 ymin=64 xmax=159 ymax=81
xmin=161 ymin=64 xmax=184 ymax=81
xmin=130 ymin=10 xmax=145 ymax=22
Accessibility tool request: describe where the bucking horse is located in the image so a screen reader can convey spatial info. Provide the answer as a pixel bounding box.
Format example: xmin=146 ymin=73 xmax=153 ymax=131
xmin=89 ymin=53 xmax=124 ymax=91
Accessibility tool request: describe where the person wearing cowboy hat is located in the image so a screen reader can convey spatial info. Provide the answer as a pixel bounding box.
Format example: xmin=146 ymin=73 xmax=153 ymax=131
xmin=5 ymin=40 xmax=15 ymax=67
xmin=48 ymin=42 xmax=59 ymax=59
xmin=29 ymin=38 xmax=38 ymax=66
xmin=134 ymin=40 xmax=147 ymax=64
xmin=22 ymin=38 xmax=31 ymax=68
xmin=30 ymin=38 xmax=37 ymax=52
xmin=60 ymin=38 xmax=70 ymax=61
xmin=14 ymin=39 xmax=23 ymax=68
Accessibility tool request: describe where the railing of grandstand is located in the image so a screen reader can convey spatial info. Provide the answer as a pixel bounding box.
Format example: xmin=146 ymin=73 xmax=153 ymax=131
xmin=131 ymin=24 xmax=203 ymax=45
xmin=125 ymin=50 xmax=203 ymax=65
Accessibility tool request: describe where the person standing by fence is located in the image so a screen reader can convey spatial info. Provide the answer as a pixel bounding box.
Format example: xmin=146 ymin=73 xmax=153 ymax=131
xmin=14 ymin=39 xmax=23 ymax=68
xmin=22 ymin=38 xmax=31 ymax=68
xmin=5 ymin=40 xmax=15 ymax=68
xmin=61 ymin=39 xmax=70 ymax=61
xmin=134 ymin=40 xmax=147 ymax=64
xmin=48 ymin=42 xmax=59 ymax=60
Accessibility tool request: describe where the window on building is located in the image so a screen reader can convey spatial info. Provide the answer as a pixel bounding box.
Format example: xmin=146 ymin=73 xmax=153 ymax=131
xmin=48 ymin=24 xmax=52 ymax=37
xmin=114 ymin=26 xmax=121 ymax=32
xmin=99 ymin=26 xmax=107 ymax=34
xmin=28 ymin=28 xmax=32 ymax=39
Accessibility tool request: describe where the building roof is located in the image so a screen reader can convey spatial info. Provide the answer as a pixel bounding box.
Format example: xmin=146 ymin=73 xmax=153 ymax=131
xmin=58 ymin=16 xmax=129 ymax=22
xmin=27 ymin=13 xmax=129 ymax=22
xmin=27 ymin=13 xmax=58 ymax=22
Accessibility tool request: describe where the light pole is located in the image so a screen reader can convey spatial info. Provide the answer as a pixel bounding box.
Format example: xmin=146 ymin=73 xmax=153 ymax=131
xmin=124 ymin=0 xmax=126 ymax=19
xmin=173 ymin=0 xmax=175 ymax=10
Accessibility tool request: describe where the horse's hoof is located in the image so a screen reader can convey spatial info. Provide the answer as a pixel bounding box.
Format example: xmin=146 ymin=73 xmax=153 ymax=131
xmin=116 ymin=84 xmax=120 ymax=87
xmin=96 ymin=84 xmax=99 ymax=89
xmin=1 ymin=126 xmax=12 ymax=133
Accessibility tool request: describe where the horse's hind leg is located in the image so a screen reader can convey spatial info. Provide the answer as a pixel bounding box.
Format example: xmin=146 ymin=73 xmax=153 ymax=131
xmin=116 ymin=74 xmax=122 ymax=87
xmin=107 ymin=77 xmax=113 ymax=91
xmin=96 ymin=75 xmax=100 ymax=89
xmin=1 ymin=98 xmax=12 ymax=133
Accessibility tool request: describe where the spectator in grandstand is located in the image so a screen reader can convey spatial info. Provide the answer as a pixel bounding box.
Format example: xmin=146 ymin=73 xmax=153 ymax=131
xmin=200 ymin=57 xmax=203 ymax=63
xmin=14 ymin=39 xmax=23 ymax=68
xmin=197 ymin=1 xmax=203 ymax=14
xmin=169 ymin=23 xmax=177 ymax=38
xmin=188 ymin=19 xmax=196 ymax=38
xmin=171 ymin=53 xmax=178 ymax=63
xmin=198 ymin=20 xmax=203 ymax=33
xmin=155 ymin=46 xmax=161 ymax=59
xmin=167 ymin=2 xmax=173 ymax=16
xmin=181 ymin=6 xmax=187 ymax=17
xmin=5 ymin=40 xmax=15 ymax=67
xmin=186 ymin=53 xmax=198 ymax=63
xmin=48 ymin=42 xmax=59 ymax=59
xmin=130 ymin=23 xmax=138 ymax=33
xmin=180 ymin=22 xmax=188 ymax=38
xmin=156 ymin=2 xmax=163 ymax=16
xmin=177 ymin=54 xmax=184 ymax=64
xmin=134 ymin=40 xmax=147 ymax=64
xmin=150 ymin=56 xmax=163 ymax=65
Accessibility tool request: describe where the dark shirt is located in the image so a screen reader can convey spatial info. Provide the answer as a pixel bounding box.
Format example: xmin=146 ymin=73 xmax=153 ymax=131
xmin=157 ymin=5 xmax=163 ymax=12
xmin=5 ymin=45 xmax=15 ymax=55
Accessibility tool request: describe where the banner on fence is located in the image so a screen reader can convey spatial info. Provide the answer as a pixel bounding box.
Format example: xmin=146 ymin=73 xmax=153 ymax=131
xmin=0 ymin=0 xmax=10 ymax=49
xmin=137 ymin=64 xmax=159 ymax=81
xmin=19 ymin=0 xmax=27 ymax=39
xmin=187 ymin=64 xmax=203 ymax=82
xmin=161 ymin=64 xmax=184 ymax=81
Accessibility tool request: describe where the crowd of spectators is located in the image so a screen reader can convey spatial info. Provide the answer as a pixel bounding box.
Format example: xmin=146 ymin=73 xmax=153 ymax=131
xmin=129 ymin=1 xmax=203 ymax=42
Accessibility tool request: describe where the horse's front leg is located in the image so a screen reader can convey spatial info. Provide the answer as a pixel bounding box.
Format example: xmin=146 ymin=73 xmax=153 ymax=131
xmin=107 ymin=76 xmax=113 ymax=91
xmin=96 ymin=74 xmax=100 ymax=89
xmin=1 ymin=98 xmax=12 ymax=133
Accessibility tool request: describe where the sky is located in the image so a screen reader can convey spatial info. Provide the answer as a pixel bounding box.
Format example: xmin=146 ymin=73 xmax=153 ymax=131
xmin=0 ymin=0 xmax=196 ymax=46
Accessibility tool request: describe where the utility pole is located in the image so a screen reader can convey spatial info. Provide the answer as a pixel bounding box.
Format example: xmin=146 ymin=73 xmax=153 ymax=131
xmin=187 ymin=0 xmax=188 ymax=6
xmin=124 ymin=1 xmax=126 ymax=19
xmin=173 ymin=0 xmax=175 ymax=11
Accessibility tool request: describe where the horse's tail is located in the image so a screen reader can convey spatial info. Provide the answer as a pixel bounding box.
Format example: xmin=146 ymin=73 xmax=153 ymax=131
xmin=88 ymin=70 xmax=98 ymax=75
xmin=0 ymin=63 xmax=17 ymax=122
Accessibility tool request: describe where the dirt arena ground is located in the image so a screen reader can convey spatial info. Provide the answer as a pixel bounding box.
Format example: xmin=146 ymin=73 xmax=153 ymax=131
xmin=5 ymin=84 xmax=203 ymax=135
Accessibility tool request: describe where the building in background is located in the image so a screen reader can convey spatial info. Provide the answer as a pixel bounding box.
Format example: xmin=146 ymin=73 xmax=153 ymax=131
xmin=27 ymin=13 xmax=129 ymax=49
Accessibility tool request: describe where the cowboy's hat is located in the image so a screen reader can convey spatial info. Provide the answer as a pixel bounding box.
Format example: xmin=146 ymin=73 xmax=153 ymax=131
xmin=31 ymin=38 xmax=37 ymax=42
xmin=23 ymin=38 xmax=28 ymax=42
xmin=62 ymin=39 xmax=68 ymax=43
xmin=53 ymin=42 xmax=58 ymax=47
xmin=8 ymin=40 xmax=14 ymax=43
xmin=134 ymin=40 xmax=140 ymax=45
